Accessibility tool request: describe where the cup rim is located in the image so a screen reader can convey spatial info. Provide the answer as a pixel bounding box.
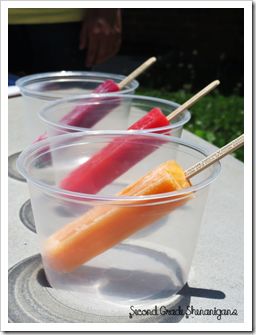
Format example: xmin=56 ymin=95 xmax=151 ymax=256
xmin=38 ymin=93 xmax=191 ymax=132
xmin=17 ymin=131 xmax=221 ymax=204
xmin=15 ymin=71 xmax=139 ymax=100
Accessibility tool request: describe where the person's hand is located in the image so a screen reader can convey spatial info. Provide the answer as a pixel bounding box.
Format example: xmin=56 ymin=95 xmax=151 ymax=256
xmin=79 ymin=9 xmax=122 ymax=67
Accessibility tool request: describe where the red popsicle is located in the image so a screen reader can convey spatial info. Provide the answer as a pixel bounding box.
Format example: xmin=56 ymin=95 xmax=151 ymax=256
xmin=60 ymin=80 xmax=220 ymax=194
xmin=60 ymin=107 xmax=170 ymax=194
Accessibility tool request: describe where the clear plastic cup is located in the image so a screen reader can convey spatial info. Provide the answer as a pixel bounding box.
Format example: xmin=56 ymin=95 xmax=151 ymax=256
xmin=16 ymin=71 xmax=139 ymax=146
xmin=17 ymin=132 xmax=220 ymax=312
xmin=39 ymin=94 xmax=191 ymax=138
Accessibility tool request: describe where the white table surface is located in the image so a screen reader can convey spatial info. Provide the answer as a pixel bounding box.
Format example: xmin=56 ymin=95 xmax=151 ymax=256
xmin=8 ymin=96 xmax=244 ymax=323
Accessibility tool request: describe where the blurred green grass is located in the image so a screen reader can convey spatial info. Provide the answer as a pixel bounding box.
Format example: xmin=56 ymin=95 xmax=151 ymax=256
xmin=137 ymin=88 xmax=244 ymax=161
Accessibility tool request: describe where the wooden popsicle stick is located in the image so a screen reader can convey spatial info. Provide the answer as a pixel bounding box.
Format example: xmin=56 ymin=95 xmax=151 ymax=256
xmin=167 ymin=80 xmax=220 ymax=121
xmin=185 ymin=134 xmax=244 ymax=179
xmin=118 ymin=57 xmax=157 ymax=89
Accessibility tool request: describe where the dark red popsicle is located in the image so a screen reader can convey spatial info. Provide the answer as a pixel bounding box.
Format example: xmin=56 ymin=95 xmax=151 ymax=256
xmin=60 ymin=80 xmax=120 ymax=128
xmin=34 ymin=80 xmax=120 ymax=143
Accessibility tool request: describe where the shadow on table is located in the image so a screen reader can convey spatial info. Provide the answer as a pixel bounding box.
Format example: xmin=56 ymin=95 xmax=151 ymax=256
xmin=178 ymin=283 xmax=226 ymax=299
xmin=37 ymin=268 xmax=225 ymax=323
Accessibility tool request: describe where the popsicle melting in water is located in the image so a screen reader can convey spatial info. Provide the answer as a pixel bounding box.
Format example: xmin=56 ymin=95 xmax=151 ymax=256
xmin=44 ymin=132 xmax=244 ymax=273
xmin=44 ymin=160 xmax=191 ymax=272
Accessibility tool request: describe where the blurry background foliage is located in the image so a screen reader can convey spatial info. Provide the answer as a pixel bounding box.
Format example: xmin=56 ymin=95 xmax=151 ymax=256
xmin=137 ymin=88 xmax=244 ymax=161
xmin=118 ymin=8 xmax=244 ymax=161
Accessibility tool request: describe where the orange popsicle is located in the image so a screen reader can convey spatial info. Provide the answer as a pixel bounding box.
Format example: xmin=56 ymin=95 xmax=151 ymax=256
xmin=44 ymin=160 xmax=191 ymax=273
